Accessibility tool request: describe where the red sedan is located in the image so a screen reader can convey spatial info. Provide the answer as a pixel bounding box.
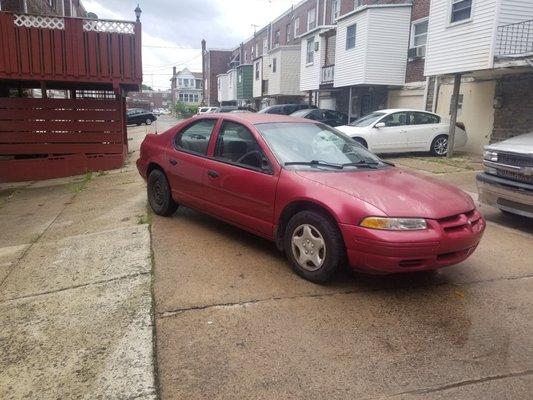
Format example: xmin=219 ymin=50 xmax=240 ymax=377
xmin=137 ymin=113 xmax=485 ymax=282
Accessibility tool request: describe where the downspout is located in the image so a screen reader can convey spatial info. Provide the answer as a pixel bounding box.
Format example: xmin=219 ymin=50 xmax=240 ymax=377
xmin=322 ymin=0 xmax=327 ymax=25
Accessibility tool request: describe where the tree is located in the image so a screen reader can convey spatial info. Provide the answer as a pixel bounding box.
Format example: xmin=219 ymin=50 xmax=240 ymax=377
xmin=141 ymin=84 xmax=153 ymax=91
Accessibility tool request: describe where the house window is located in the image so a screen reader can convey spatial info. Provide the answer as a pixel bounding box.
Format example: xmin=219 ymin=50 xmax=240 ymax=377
xmin=307 ymin=8 xmax=316 ymax=31
xmin=244 ymin=50 xmax=248 ymax=63
xmin=411 ymin=19 xmax=428 ymax=56
xmin=294 ymin=17 xmax=300 ymax=36
xmin=451 ymin=0 xmax=472 ymax=23
xmin=263 ymin=37 xmax=268 ymax=53
xmin=272 ymin=58 xmax=277 ymax=73
xmin=331 ymin=0 xmax=340 ymax=23
xmin=274 ymin=30 xmax=280 ymax=47
xmin=346 ymin=24 xmax=356 ymax=50
xmin=286 ymin=23 xmax=291 ymax=42
xmin=179 ymin=93 xmax=184 ymax=101
xmin=255 ymin=62 xmax=260 ymax=80
xmin=178 ymin=78 xmax=182 ymax=86
xmin=306 ymin=37 xmax=314 ymax=64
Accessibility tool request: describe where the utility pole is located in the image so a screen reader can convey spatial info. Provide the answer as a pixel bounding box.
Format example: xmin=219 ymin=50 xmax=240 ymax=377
xmin=447 ymin=73 xmax=461 ymax=158
xmin=201 ymin=39 xmax=206 ymax=106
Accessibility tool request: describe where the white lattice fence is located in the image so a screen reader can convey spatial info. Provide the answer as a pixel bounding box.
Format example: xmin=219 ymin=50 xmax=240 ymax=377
xmin=13 ymin=14 xmax=65 ymax=30
xmin=83 ymin=19 xmax=135 ymax=34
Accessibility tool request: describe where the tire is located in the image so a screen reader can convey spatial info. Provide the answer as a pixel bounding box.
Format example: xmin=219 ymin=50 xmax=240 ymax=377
xmin=284 ymin=210 xmax=344 ymax=283
xmin=431 ymin=134 xmax=448 ymax=156
xmin=147 ymin=169 xmax=178 ymax=216
xmin=352 ymin=137 xmax=368 ymax=148
xmin=145 ymin=118 xmax=153 ymax=125
xmin=136 ymin=122 xmax=141 ymax=126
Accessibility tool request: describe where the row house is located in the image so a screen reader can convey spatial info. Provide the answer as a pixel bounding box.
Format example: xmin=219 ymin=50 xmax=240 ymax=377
xmin=299 ymin=0 xmax=427 ymax=120
xmin=424 ymin=0 xmax=533 ymax=153
xmin=170 ymin=67 xmax=203 ymax=105
xmin=0 ymin=1 xmax=142 ymax=182
xmin=201 ymin=39 xmax=233 ymax=106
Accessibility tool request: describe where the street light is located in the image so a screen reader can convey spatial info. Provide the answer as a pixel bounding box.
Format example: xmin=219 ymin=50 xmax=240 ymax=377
xmin=134 ymin=4 xmax=142 ymax=22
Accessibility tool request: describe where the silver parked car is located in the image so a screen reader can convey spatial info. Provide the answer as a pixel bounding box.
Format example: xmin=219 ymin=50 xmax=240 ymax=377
xmin=476 ymin=132 xmax=533 ymax=218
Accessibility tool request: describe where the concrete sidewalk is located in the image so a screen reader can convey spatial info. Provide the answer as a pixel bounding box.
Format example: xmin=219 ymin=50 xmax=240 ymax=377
xmin=0 ymin=132 xmax=160 ymax=398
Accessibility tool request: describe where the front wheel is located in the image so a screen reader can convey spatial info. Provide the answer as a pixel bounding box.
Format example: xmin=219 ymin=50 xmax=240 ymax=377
xmin=284 ymin=210 xmax=344 ymax=283
xmin=431 ymin=135 xmax=448 ymax=156
xmin=145 ymin=118 xmax=153 ymax=125
xmin=147 ymin=169 xmax=178 ymax=216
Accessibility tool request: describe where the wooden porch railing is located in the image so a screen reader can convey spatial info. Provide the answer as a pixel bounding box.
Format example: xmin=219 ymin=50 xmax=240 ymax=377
xmin=0 ymin=12 xmax=142 ymax=88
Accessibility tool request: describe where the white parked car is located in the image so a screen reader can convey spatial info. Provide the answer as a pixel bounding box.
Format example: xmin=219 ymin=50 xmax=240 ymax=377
xmin=336 ymin=109 xmax=467 ymax=156
xmin=197 ymin=106 xmax=219 ymax=114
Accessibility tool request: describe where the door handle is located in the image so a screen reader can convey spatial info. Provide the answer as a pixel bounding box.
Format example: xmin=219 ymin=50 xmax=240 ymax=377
xmin=207 ymin=170 xmax=219 ymax=178
xmin=169 ymin=159 xmax=178 ymax=166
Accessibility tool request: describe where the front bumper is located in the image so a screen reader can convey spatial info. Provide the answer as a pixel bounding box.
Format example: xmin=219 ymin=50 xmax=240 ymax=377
xmin=339 ymin=212 xmax=485 ymax=273
xmin=476 ymin=172 xmax=533 ymax=218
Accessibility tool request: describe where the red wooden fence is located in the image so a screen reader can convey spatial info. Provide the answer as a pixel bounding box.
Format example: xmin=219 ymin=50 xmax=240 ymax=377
xmin=0 ymin=12 xmax=142 ymax=86
xmin=0 ymin=97 xmax=126 ymax=182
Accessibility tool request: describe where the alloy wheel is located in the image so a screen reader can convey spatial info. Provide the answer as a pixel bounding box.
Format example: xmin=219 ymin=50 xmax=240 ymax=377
xmin=291 ymin=224 xmax=326 ymax=271
xmin=434 ymin=136 xmax=448 ymax=155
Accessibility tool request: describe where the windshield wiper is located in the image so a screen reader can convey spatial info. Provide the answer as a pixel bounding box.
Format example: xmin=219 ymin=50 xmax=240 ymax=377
xmin=284 ymin=160 xmax=344 ymax=169
xmin=341 ymin=160 xmax=380 ymax=169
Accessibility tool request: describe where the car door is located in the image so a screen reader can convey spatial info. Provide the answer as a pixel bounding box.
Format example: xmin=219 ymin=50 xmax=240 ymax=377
xmin=165 ymin=118 xmax=218 ymax=209
xmin=371 ymin=111 xmax=410 ymax=152
xmin=202 ymin=120 xmax=279 ymax=237
xmin=407 ymin=111 xmax=441 ymax=151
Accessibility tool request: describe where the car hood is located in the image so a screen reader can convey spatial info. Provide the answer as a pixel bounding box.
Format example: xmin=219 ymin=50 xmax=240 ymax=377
xmin=486 ymin=132 xmax=533 ymax=155
xmin=294 ymin=167 xmax=475 ymax=219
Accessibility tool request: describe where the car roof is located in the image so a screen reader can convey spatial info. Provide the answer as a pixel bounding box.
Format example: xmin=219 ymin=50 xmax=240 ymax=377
xmin=371 ymin=108 xmax=437 ymax=114
xmin=195 ymin=112 xmax=311 ymax=125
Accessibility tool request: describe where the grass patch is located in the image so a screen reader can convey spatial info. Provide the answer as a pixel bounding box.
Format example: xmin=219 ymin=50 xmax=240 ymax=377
xmin=72 ymin=171 xmax=94 ymax=193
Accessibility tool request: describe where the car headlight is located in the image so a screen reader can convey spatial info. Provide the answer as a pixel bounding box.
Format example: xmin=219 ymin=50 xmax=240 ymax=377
xmin=483 ymin=150 xmax=498 ymax=162
xmin=360 ymin=217 xmax=428 ymax=231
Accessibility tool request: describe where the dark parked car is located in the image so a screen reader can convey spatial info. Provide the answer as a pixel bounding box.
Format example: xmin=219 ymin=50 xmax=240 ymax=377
xmin=258 ymin=104 xmax=316 ymax=115
xmin=290 ymin=108 xmax=348 ymax=127
xmin=215 ymin=106 xmax=257 ymax=113
xmin=127 ymin=108 xmax=157 ymax=125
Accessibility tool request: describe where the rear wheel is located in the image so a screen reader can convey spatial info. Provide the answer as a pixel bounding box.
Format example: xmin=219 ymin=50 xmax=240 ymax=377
xmin=284 ymin=210 xmax=344 ymax=283
xmin=431 ymin=135 xmax=448 ymax=156
xmin=147 ymin=169 xmax=178 ymax=216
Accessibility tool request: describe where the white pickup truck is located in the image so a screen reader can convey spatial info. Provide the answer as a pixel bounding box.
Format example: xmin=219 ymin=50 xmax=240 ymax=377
xmin=476 ymin=133 xmax=533 ymax=218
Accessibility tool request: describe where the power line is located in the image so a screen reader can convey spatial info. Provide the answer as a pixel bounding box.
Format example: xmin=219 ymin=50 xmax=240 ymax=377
xmin=142 ymin=54 xmax=202 ymax=71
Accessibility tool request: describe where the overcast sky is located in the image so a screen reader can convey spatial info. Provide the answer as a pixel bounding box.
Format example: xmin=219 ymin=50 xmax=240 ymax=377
xmin=82 ymin=0 xmax=294 ymax=90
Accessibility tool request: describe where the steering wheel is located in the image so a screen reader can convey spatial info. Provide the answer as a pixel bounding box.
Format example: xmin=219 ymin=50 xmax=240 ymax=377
xmin=236 ymin=150 xmax=262 ymax=167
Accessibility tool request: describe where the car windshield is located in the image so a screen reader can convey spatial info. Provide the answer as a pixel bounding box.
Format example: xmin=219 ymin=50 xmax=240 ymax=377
xmin=290 ymin=109 xmax=311 ymax=117
xmin=256 ymin=122 xmax=385 ymax=169
xmin=350 ymin=112 xmax=386 ymax=127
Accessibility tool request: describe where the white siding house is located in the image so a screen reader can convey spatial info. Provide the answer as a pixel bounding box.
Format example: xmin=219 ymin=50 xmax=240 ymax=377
xmin=299 ymin=27 xmax=333 ymax=92
xmin=217 ymin=73 xmax=228 ymax=103
xmin=252 ymin=58 xmax=264 ymax=99
xmin=425 ymin=0 xmax=533 ymax=76
xmin=267 ymin=46 xmax=302 ymax=96
xmin=334 ymin=4 xmax=412 ymax=88
xmin=226 ymin=68 xmax=238 ymax=102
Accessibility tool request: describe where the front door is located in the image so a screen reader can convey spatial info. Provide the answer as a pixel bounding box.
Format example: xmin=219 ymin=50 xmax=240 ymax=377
xmin=371 ymin=111 xmax=409 ymax=152
xmin=165 ymin=118 xmax=217 ymax=208
xmin=202 ymin=120 xmax=278 ymax=237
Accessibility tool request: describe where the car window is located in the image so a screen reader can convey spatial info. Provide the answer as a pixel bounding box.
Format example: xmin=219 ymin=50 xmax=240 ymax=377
xmin=175 ymin=119 xmax=217 ymax=155
xmin=381 ymin=112 xmax=409 ymax=127
xmin=324 ymin=110 xmax=339 ymax=119
xmin=350 ymin=112 xmax=386 ymax=127
xmin=270 ymin=106 xmax=285 ymax=115
xmin=214 ymin=121 xmax=264 ymax=170
xmin=409 ymin=112 xmax=440 ymax=125
xmin=307 ymin=109 xmax=323 ymax=120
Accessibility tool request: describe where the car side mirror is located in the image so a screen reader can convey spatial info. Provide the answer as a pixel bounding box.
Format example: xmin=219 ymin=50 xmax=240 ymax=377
xmin=374 ymin=122 xmax=386 ymax=129
xmin=261 ymin=155 xmax=272 ymax=173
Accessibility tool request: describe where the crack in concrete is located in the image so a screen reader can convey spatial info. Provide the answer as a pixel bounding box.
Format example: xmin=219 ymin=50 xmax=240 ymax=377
xmin=0 ymin=271 xmax=150 ymax=304
xmin=156 ymin=274 xmax=533 ymax=319
xmin=386 ymin=369 xmax=533 ymax=397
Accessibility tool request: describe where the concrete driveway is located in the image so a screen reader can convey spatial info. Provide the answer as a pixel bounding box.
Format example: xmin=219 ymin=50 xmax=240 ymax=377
xmin=151 ymin=152 xmax=533 ymax=398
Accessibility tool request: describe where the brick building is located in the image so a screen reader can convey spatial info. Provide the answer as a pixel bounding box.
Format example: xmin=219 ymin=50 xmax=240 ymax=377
xmin=201 ymin=40 xmax=233 ymax=106
xmin=126 ymin=90 xmax=172 ymax=111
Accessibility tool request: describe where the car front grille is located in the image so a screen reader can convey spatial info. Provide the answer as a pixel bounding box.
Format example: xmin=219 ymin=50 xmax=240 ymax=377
xmin=498 ymin=153 xmax=533 ymax=168
xmin=437 ymin=210 xmax=482 ymax=234
xmin=496 ymin=169 xmax=533 ymax=185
